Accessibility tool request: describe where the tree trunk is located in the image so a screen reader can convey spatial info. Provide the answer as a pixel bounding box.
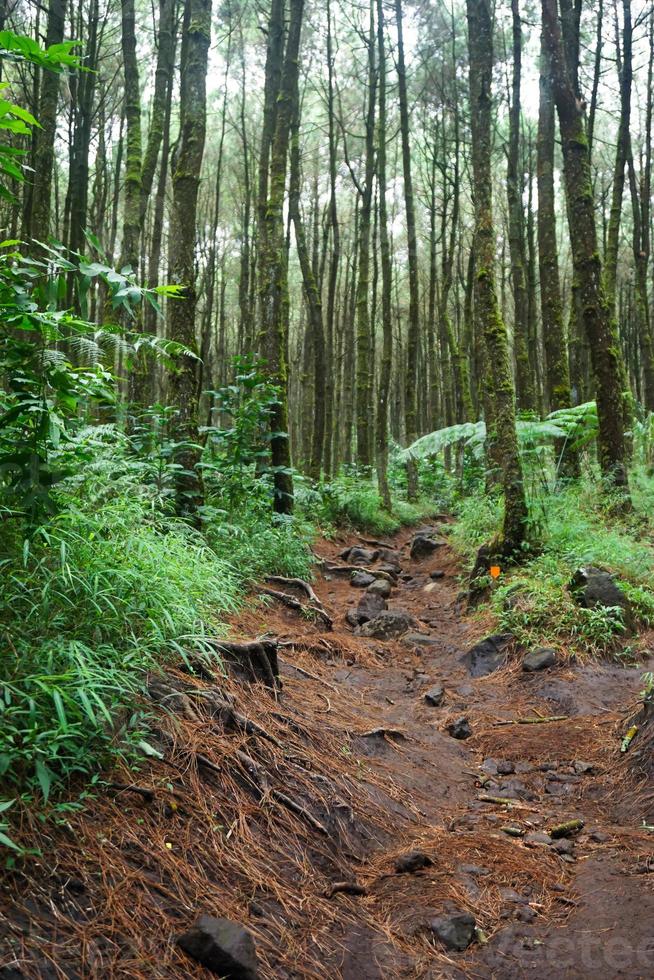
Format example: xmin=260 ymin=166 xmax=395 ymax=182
xmin=139 ymin=0 xmax=176 ymax=230
xmin=323 ymin=0 xmax=340 ymax=478
xmin=395 ymin=0 xmax=420 ymax=497
xmin=26 ymin=0 xmax=66 ymax=240
xmin=119 ymin=0 xmax=142 ymax=275
xmin=537 ymin=17 xmax=578 ymax=475
xmin=467 ymin=0 xmax=527 ymax=555
xmin=507 ymin=0 xmax=535 ymax=412
xmin=627 ymin=13 xmax=654 ymax=409
xmin=542 ymin=0 xmax=630 ymax=494
xmin=289 ymin=84 xmax=325 ymax=482
xmin=375 ymin=0 xmax=392 ymax=510
xmin=354 ymin=0 xmax=376 ymax=471
xmin=168 ymin=0 xmax=212 ymax=514
xmin=258 ymin=0 xmax=305 ymax=514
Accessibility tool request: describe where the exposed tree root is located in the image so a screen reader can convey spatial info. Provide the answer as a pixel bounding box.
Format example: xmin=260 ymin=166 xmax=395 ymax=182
xmin=325 ymin=881 xmax=368 ymax=898
xmin=259 ymin=586 xmax=333 ymax=629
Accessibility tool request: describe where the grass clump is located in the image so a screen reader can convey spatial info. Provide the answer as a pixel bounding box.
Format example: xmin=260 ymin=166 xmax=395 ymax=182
xmin=454 ymin=478 xmax=654 ymax=658
xmin=0 ymin=433 xmax=315 ymax=807
xmin=0 ymin=493 xmax=242 ymax=802
xmin=309 ymin=474 xmax=437 ymax=535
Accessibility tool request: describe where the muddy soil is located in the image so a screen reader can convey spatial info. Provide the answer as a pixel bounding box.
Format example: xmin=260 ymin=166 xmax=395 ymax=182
xmin=1 ymin=523 xmax=653 ymax=979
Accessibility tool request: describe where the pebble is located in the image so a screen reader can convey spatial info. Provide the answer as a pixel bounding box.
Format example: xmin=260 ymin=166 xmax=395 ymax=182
xmin=447 ymin=716 xmax=472 ymax=740
xmin=424 ymin=684 xmax=444 ymax=707
xmin=524 ymin=831 xmax=552 ymax=846
xmin=394 ymin=851 xmax=432 ymax=873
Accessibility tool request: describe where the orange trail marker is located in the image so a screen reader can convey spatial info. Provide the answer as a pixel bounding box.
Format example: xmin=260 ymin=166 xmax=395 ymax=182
xmin=490 ymin=565 xmax=501 ymax=579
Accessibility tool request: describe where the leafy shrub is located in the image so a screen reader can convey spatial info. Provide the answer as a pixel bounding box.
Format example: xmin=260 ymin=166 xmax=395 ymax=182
xmin=311 ymin=473 xmax=435 ymax=535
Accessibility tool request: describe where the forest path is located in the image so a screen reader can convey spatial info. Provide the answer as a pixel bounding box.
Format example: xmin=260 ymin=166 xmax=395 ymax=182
xmin=2 ymin=520 xmax=654 ymax=979
xmin=294 ymin=520 xmax=654 ymax=978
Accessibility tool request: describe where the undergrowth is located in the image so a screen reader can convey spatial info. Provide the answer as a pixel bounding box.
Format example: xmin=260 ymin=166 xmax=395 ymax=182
xmin=0 ymin=438 xmax=316 ymax=812
xmin=453 ymin=474 xmax=654 ymax=658
xmin=1 ymin=429 xmax=430 ymax=818
xmin=306 ymin=472 xmax=438 ymax=535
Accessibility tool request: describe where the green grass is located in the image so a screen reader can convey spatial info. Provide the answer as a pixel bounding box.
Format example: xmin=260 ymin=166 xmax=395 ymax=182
xmin=0 ymin=450 xmax=315 ymax=808
xmin=307 ymin=474 xmax=438 ymax=535
xmin=0 ymin=496 xmax=244 ymax=802
xmin=0 ymin=434 xmax=450 ymax=817
xmin=453 ymin=477 xmax=654 ymax=657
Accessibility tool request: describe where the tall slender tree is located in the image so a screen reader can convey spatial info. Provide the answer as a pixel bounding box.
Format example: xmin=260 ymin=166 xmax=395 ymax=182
xmin=24 ymin=0 xmax=66 ymax=240
xmin=507 ymin=0 xmax=534 ymax=411
xmin=542 ymin=0 xmax=630 ymax=493
xmin=395 ymin=0 xmax=420 ymax=495
xmin=168 ymin=0 xmax=212 ymax=512
xmin=375 ymin=0 xmax=392 ymax=509
xmin=467 ymin=0 xmax=527 ymax=556
xmin=537 ymin=15 xmax=576 ymax=472
xmin=353 ymin=0 xmax=376 ymax=471
xmin=258 ymin=0 xmax=305 ymax=513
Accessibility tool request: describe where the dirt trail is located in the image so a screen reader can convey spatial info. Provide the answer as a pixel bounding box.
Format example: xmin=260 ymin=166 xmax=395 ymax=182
xmin=2 ymin=522 xmax=654 ymax=979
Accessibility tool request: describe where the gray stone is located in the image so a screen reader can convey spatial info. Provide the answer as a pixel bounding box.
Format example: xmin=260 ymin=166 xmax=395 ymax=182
xmin=424 ymin=684 xmax=444 ymax=707
xmin=552 ymin=838 xmax=575 ymax=855
xmin=177 ymin=915 xmax=260 ymax=979
xmin=350 ymin=570 xmax=376 ymax=588
xmin=341 ymin=546 xmax=378 ymax=564
xmin=394 ymin=850 xmax=432 ymax=873
xmin=459 ymin=864 xmax=490 ymax=877
xmin=522 ymin=647 xmax=556 ymax=672
xmin=573 ymin=760 xmax=594 ymax=774
xmin=496 ymin=759 xmax=515 ymax=775
xmin=357 ymin=592 xmax=387 ymax=624
xmin=569 ymin=566 xmax=631 ymax=616
xmin=447 ymin=716 xmax=472 ymax=740
xmin=345 ymin=609 xmax=361 ymax=628
xmin=430 ymin=911 xmax=476 ymax=951
xmin=402 ymin=632 xmax=441 ymax=647
xmin=355 ymin=610 xmax=418 ymax=640
xmin=516 ymin=906 xmax=537 ymax=923
xmin=367 ymin=578 xmax=392 ymax=598
xmin=524 ymin=831 xmax=552 ymax=846
xmin=499 ymin=888 xmax=528 ymax=904
xmin=376 ymin=547 xmax=402 ymax=566
xmin=377 ymin=562 xmax=400 ymax=580
xmin=463 ymin=634 xmax=514 ymax=677
xmin=410 ymin=534 xmax=445 ymax=561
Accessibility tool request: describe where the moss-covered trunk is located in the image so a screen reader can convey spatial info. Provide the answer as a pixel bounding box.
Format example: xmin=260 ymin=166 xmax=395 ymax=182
xmin=354 ymin=0 xmax=376 ymax=472
xmin=542 ymin=0 xmax=630 ymax=493
xmin=26 ymin=0 xmax=66 ymax=241
xmin=375 ymin=0 xmax=392 ymax=510
xmin=507 ymin=0 xmax=535 ymax=412
xmin=119 ymin=0 xmax=142 ymax=276
xmin=467 ymin=0 xmax=528 ymax=555
xmin=168 ymin=0 xmax=212 ymax=514
xmin=257 ymin=0 xmax=304 ymax=513
xmin=537 ymin=20 xmax=578 ymax=475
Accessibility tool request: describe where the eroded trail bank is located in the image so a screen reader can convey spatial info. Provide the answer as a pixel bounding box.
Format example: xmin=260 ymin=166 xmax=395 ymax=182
xmin=1 ymin=522 xmax=653 ymax=979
